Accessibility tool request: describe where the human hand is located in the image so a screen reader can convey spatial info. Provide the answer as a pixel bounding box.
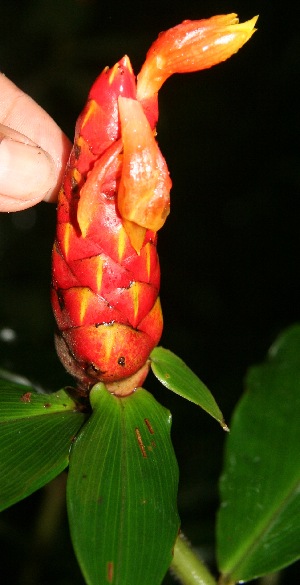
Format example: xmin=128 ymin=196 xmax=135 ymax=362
xmin=0 ymin=74 xmax=71 ymax=212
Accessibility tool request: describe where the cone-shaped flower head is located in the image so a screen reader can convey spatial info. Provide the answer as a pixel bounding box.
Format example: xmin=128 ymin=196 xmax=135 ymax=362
xmin=52 ymin=14 xmax=257 ymax=396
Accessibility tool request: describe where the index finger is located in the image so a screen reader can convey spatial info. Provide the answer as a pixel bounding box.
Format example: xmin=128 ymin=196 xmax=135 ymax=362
xmin=0 ymin=74 xmax=71 ymax=203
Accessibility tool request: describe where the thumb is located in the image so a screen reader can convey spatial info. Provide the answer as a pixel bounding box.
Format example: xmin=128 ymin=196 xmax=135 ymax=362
xmin=0 ymin=123 xmax=56 ymax=212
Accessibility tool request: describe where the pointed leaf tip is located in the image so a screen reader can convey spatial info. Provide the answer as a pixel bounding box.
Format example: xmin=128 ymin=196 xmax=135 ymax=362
xmin=150 ymin=346 xmax=226 ymax=427
xmin=221 ymin=421 xmax=230 ymax=432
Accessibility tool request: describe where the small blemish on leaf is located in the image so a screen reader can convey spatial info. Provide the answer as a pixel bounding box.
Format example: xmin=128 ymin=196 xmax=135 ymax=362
xmin=44 ymin=403 xmax=51 ymax=408
xmin=20 ymin=392 xmax=32 ymax=403
xmin=107 ymin=561 xmax=114 ymax=583
xmin=144 ymin=418 xmax=154 ymax=434
xmin=147 ymin=440 xmax=157 ymax=452
xmin=135 ymin=427 xmax=147 ymax=458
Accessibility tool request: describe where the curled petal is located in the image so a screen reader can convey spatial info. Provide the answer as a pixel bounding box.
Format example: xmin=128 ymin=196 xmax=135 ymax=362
xmin=137 ymin=14 xmax=258 ymax=101
xmin=118 ymin=96 xmax=171 ymax=251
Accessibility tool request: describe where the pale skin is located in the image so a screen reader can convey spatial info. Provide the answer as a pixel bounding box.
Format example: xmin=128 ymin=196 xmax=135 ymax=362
xmin=0 ymin=74 xmax=71 ymax=212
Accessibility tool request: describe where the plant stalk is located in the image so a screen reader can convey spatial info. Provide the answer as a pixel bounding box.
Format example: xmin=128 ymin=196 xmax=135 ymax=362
xmin=20 ymin=473 xmax=67 ymax=585
xmin=170 ymin=533 xmax=217 ymax=585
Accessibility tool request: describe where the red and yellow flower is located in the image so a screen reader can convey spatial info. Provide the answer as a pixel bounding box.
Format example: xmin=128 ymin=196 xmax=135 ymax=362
xmin=51 ymin=14 xmax=257 ymax=396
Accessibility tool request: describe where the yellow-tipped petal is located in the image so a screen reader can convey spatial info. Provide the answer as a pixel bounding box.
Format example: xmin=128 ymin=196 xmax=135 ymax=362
xmin=137 ymin=14 xmax=258 ymax=101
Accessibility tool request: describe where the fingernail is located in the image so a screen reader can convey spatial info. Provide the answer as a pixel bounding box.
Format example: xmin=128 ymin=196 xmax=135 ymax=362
xmin=0 ymin=136 xmax=55 ymax=204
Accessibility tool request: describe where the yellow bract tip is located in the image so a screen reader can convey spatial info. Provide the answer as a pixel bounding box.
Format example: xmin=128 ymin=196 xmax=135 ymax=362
xmin=108 ymin=62 xmax=121 ymax=85
xmin=109 ymin=55 xmax=133 ymax=85
xmin=123 ymin=219 xmax=146 ymax=255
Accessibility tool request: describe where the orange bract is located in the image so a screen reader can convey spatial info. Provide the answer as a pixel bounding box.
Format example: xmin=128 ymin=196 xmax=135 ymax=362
xmin=117 ymin=97 xmax=171 ymax=252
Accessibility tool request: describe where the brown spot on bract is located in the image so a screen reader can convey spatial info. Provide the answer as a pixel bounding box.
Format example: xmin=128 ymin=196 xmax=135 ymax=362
xmin=71 ymin=175 xmax=79 ymax=193
xmin=20 ymin=392 xmax=32 ymax=403
xmin=74 ymin=143 xmax=81 ymax=159
xmin=44 ymin=403 xmax=51 ymax=408
xmin=135 ymin=428 xmax=147 ymax=458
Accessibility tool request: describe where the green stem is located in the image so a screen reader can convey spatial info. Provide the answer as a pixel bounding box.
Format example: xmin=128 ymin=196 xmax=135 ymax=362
xmin=170 ymin=533 xmax=218 ymax=585
xmin=20 ymin=473 xmax=67 ymax=585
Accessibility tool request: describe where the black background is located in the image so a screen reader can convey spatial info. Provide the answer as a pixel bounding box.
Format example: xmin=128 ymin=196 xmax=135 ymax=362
xmin=1 ymin=1 xmax=299 ymax=584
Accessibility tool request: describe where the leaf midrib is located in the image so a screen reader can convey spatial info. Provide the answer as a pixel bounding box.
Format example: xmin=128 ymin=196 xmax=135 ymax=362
xmin=222 ymin=473 xmax=300 ymax=579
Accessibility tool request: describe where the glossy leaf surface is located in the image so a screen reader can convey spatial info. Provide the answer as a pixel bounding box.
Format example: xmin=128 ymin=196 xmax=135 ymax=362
xmin=0 ymin=379 xmax=86 ymax=512
xmin=67 ymin=383 xmax=179 ymax=585
xmin=151 ymin=346 xmax=227 ymax=428
xmin=217 ymin=325 xmax=300 ymax=582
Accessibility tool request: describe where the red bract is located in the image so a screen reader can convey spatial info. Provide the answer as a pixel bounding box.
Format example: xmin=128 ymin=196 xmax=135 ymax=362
xmin=51 ymin=14 xmax=257 ymax=396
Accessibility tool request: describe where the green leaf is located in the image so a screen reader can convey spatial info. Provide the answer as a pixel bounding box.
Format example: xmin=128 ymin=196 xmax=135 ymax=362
xmin=150 ymin=346 xmax=227 ymax=429
xmin=0 ymin=379 xmax=86 ymax=511
xmin=67 ymin=383 xmax=179 ymax=585
xmin=217 ymin=325 xmax=300 ymax=583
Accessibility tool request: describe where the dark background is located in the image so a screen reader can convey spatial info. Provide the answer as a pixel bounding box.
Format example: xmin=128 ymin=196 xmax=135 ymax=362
xmin=0 ymin=1 xmax=298 ymax=584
